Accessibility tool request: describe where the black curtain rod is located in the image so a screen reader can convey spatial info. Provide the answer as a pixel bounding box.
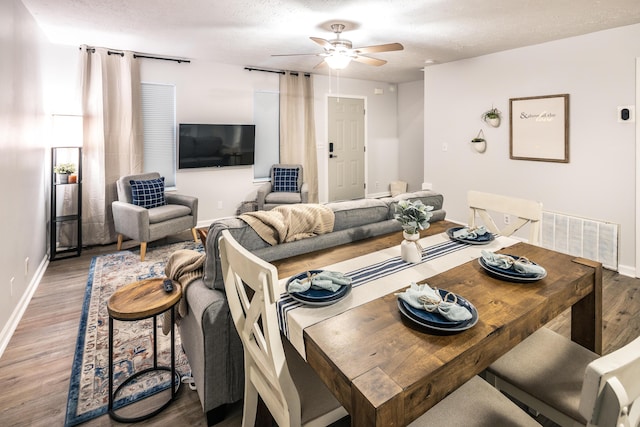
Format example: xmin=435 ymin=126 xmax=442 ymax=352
xmin=244 ymin=67 xmax=310 ymax=77
xmin=82 ymin=47 xmax=190 ymax=63
xmin=133 ymin=54 xmax=190 ymax=64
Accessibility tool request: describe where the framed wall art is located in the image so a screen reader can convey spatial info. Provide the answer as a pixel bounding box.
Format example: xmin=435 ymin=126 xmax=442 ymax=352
xmin=509 ymin=94 xmax=569 ymax=162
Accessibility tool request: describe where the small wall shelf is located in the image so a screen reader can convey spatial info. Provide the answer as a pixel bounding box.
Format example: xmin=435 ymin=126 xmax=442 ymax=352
xmin=50 ymin=146 xmax=82 ymax=260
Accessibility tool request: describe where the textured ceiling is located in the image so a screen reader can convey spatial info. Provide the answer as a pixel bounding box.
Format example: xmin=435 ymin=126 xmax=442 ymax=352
xmin=21 ymin=0 xmax=640 ymax=83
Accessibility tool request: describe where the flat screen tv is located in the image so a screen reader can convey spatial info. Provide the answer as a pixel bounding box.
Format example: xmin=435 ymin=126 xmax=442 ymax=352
xmin=178 ymin=123 xmax=256 ymax=169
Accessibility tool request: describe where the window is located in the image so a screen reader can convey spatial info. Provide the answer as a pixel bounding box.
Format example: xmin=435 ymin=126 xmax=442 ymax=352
xmin=141 ymin=82 xmax=176 ymax=187
xmin=254 ymin=91 xmax=280 ymax=180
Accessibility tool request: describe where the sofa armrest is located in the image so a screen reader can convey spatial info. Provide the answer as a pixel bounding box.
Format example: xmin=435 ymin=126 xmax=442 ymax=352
xmin=179 ymin=279 xmax=244 ymax=413
xmin=203 ymin=217 xmax=271 ymax=290
xmin=300 ymin=182 xmax=309 ymax=204
xmin=111 ymin=200 xmax=150 ymax=241
xmin=256 ymin=181 xmax=272 ymax=211
xmin=166 ymin=193 xmax=198 ymax=224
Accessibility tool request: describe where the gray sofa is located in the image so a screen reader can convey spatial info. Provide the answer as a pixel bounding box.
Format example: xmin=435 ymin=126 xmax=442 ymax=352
xmin=178 ymin=190 xmax=445 ymax=424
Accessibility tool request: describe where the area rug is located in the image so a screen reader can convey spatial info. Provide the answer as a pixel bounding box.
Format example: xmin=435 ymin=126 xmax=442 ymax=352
xmin=64 ymin=240 xmax=203 ymax=426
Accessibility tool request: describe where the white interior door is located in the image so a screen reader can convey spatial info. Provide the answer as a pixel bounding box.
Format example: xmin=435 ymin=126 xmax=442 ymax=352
xmin=327 ymin=96 xmax=365 ymax=202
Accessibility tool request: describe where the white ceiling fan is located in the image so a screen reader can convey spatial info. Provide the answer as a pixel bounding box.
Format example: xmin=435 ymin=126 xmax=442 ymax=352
xmin=272 ymin=23 xmax=404 ymax=70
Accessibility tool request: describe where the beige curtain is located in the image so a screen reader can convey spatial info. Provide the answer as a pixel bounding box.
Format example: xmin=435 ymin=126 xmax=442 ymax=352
xmin=79 ymin=45 xmax=143 ymax=245
xmin=279 ymin=72 xmax=318 ymax=203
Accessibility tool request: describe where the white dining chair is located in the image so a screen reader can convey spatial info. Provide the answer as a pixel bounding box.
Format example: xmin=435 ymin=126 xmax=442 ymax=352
xmin=485 ymin=327 xmax=640 ymax=427
xmin=218 ymin=229 xmax=348 ymax=427
xmin=467 ymin=190 xmax=543 ymax=245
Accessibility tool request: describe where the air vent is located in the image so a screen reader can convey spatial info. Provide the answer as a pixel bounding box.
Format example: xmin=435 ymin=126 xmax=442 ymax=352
xmin=540 ymin=211 xmax=619 ymax=270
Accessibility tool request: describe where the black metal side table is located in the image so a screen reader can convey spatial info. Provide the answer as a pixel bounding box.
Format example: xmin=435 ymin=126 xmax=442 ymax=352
xmin=107 ymin=278 xmax=181 ymax=422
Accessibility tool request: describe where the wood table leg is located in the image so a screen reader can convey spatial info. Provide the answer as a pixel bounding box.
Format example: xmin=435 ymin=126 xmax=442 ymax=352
xmin=571 ymin=258 xmax=603 ymax=355
xmin=196 ymin=227 xmax=208 ymax=246
xmin=351 ymin=367 xmax=403 ymax=427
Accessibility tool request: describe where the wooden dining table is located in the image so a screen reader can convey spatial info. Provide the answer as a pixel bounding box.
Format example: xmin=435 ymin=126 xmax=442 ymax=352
xmin=272 ymin=219 xmax=602 ymax=427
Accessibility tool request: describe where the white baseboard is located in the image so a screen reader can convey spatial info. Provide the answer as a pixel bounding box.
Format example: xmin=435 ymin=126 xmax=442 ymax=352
xmin=617 ymin=264 xmax=635 ymax=278
xmin=0 ymin=255 xmax=48 ymax=359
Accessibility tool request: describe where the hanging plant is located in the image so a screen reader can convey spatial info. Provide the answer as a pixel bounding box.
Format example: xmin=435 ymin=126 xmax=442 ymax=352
xmin=470 ymin=129 xmax=487 ymax=153
xmin=481 ymin=107 xmax=502 ymax=127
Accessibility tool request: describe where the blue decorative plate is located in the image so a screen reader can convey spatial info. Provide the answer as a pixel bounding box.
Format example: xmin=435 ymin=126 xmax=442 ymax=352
xmin=397 ymin=289 xmax=478 ymax=332
xmin=478 ymin=255 xmax=547 ymax=282
xmin=446 ymin=227 xmax=495 ymax=245
xmin=287 ymin=270 xmax=352 ymax=306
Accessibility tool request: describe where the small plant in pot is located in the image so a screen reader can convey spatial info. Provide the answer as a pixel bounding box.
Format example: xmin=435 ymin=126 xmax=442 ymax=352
xmin=481 ymin=107 xmax=502 ymax=127
xmin=394 ymin=199 xmax=433 ymax=263
xmin=394 ymin=199 xmax=434 ymax=236
xmin=54 ymin=163 xmax=76 ymax=184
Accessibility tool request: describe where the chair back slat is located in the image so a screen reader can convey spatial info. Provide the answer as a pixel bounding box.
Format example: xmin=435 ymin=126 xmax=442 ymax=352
xmin=468 ymin=190 xmax=543 ymax=245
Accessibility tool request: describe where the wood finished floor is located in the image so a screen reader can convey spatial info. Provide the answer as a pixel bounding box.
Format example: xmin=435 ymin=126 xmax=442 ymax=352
xmin=0 ymin=231 xmax=638 ymax=427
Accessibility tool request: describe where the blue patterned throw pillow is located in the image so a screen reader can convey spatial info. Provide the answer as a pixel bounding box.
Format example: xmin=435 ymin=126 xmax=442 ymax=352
xmin=129 ymin=177 xmax=167 ymax=209
xmin=272 ymin=167 xmax=299 ymax=192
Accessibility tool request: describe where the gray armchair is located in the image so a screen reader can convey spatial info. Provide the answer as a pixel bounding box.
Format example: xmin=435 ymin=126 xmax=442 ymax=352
xmin=256 ymin=164 xmax=308 ymax=211
xmin=112 ymin=172 xmax=198 ymax=260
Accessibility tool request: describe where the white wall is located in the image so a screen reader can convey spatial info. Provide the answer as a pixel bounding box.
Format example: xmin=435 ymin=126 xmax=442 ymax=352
xmin=0 ymin=0 xmax=50 ymax=355
xmin=398 ymin=80 xmax=424 ymax=192
xmin=424 ymin=24 xmax=640 ymax=273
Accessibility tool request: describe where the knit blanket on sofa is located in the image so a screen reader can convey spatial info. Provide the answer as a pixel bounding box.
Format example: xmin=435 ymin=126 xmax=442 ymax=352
xmin=162 ymin=249 xmax=206 ymax=334
xmin=240 ymin=204 xmax=335 ymax=245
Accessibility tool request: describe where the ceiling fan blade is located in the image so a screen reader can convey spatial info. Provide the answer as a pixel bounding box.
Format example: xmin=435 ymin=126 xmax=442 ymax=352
xmin=352 ymin=55 xmax=387 ymax=66
xmin=310 ymin=37 xmax=334 ymax=50
xmin=354 ymin=42 xmax=404 ymax=54
xmin=313 ymin=60 xmax=328 ymax=69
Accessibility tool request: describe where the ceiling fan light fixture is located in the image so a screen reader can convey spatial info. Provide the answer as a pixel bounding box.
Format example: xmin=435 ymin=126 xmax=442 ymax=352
xmin=274 ymin=22 xmax=401 ymax=71
xmin=325 ymin=51 xmax=352 ymax=69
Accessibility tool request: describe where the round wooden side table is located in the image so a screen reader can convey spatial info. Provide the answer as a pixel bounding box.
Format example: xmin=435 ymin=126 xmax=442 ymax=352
xmin=107 ymin=277 xmax=182 ymax=422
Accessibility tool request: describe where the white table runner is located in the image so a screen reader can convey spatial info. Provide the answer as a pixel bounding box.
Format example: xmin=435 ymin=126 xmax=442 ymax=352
xmin=277 ymin=232 xmax=519 ymax=359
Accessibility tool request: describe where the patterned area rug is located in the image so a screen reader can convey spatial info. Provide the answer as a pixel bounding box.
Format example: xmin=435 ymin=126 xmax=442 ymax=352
xmin=64 ymin=241 xmax=203 ymax=426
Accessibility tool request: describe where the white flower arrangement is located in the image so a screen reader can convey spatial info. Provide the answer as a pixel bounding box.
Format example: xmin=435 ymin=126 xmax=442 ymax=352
xmin=53 ymin=163 xmax=76 ymax=174
xmin=394 ymin=199 xmax=434 ymax=235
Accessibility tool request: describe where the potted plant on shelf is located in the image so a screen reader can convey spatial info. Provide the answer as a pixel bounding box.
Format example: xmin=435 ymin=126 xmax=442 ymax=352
xmin=481 ymin=107 xmax=502 ymax=127
xmin=394 ymin=199 xmax=433 ymax=263
xmin=54 ymin=163 xmax=76 ymax=184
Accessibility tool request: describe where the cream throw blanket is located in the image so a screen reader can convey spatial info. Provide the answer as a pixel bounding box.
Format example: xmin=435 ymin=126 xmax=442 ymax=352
xmin=162 ymin=249 xmax=206 ymax=335
xmin=240 ymin=204 xmax=335 ymax=245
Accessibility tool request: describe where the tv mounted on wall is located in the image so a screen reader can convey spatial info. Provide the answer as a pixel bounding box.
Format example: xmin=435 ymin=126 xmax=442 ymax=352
xmin=178 ymin=123 xmax=256 ymax=169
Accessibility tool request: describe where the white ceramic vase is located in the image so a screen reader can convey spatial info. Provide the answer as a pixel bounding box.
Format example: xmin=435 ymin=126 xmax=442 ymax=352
xmin=401 ymin=231 xmax=422 ymax=263
xmin=487 ymin=117 xmax=501 ymax=127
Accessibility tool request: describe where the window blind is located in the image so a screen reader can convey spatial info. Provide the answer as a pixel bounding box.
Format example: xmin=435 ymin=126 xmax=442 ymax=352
xmin=254 ymin=91 xmax=280 ymax=179
xmin=141 ymin=83 xmax=176 ymax=187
